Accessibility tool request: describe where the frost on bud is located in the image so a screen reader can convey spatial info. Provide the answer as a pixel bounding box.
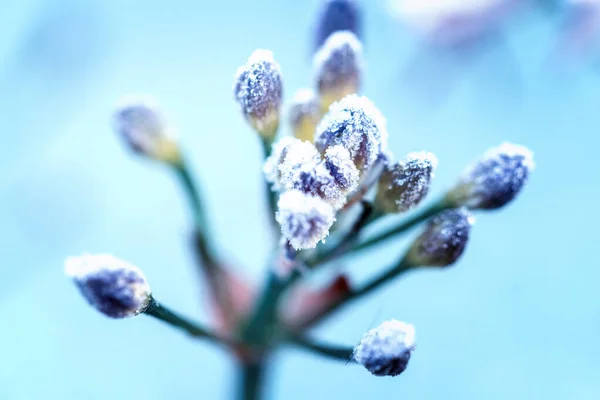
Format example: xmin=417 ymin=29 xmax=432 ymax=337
xmin=446 ymin=143 xmax=534 ymax=210
xmin=289 ymin=89 xmax=321 ymax=142
xmin=375 ymin=151 xmax=438 ymax=213
xmin=324 ymin=145 xmax=360 ymax=192
xmin=314 ymin=31 xmax=363 ymax=110
xmin=263 ymin=137 xmax=301 ymax=191
xmin=276 ymin=190 xmax=336 ymax=250
xmin=65 ymin=254 xmax=151 ymax=319
xmin=113 ymin=96 xmax=181 ymax=165
xmin=354 ymin=320 xmax=416 ymax=377
xmin=406 ymin=208 xmax=474 ymax=267
xmin=234 ymin=49 xmax=283 ymax=139
xmin=314 ymin=0 xmax=362 ymax=51
xmin=314 ymin=95 xmax=387 ymax=174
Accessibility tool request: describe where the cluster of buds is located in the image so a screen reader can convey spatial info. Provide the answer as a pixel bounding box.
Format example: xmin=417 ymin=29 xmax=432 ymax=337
xmin=64 ymin=1 xmax=537 ymax=395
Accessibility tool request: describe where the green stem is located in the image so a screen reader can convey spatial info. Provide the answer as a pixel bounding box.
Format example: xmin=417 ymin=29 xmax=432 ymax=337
xmin=144 ymin=297 xmax=224 ymax=344
xmin=288 ymin=335 xmax=355 ymax=362
xmin=260 ymin=137 xmax=278 ymax=232
xmin=238 ymin=361 xmax=266 ymax=400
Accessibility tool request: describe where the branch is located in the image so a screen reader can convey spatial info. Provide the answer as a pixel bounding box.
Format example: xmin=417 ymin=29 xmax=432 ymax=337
xmin=287 ymin=334 xmax=356 ymax=362
xmin=260 ymin=137 xmax=279 ymax=233
xmin=238 ymin=360 xmax=266 ymax=400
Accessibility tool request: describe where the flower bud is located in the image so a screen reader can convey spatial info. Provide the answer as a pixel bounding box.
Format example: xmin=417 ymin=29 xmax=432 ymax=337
xmin=354 ymin=320 xmax=416 ymax=377
xmin=288 ymin=89 xmax=321 ymax=142
xmin=113 ymin=96 xmax=181 ymax=164
xmin=405 ymin=208 xmax=474 ymax=267
xmin=314 ymin=94 xmax=387 ymax=174
xmin=375 ymin=151 xmax=438 ymax=213
xmin=263 ymin=137 xmax=301 ymax=191
xmin=234 ymin=49 xmax=283 ymax=139
xmin=446 ymin=143 xmax=534 ymax=210
xmin=314 ymin=31 xmax=363 ymax=110
xmin=324 ymin=145 xmax=360 ymax=192
xmin=314 ymin=0 xmax=362 ymax=52
xmin=65 ymin=254 xmax=151 ymax=319
xmin=276 ymin=190 xmax=336 ymax=250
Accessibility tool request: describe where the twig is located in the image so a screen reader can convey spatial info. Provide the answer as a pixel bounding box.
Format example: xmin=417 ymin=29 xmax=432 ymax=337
xmin=287 ymin=334 xmax=355 ymax=362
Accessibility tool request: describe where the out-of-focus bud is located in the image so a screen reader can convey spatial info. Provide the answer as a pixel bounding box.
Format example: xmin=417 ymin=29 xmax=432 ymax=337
xmin=314 ymin=31 xmax=363 ymax=110
xmin=375 ymin=151 xmax=438 ymax=213
xmin=314 ymin=94 xmax=387 ymax=174
xmin=234 ymin=49 xmax=283 ymax=140
xmin=263 ymin=137 xmax=301 ymax=191
xmin=405 ymin=208 xmax=474 ymax=267
xmin=324 ymin=145 xmax=360 ymax=193
xmin=314 ymin=0 xmax=362 ymax=51
xmin=289 ymin=89 xmax=321 ymax=142
xmin=65 ymin=254 xmax=151 ymax=319
xmin=278 ymin=140 xmax=348 ymax=209
xmin=446 ymin=143 xmax=534 ymax=210
xmin=276 ymin=190 xmax=336 ymax=250
xmin=354 ymin=320 xmax=416 ymax=377
xmin=113 ymin=96 xmax=181 ymax=165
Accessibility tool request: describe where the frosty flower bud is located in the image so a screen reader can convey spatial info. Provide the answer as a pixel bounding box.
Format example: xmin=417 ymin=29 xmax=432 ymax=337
xmin=315 ymin=95 xmax=387 ymax=173
xmin=234 ymin=49 xmax=283 ymax=139
xmin=375 ymin=151 xmax=438 ymax=213
xmin=65 ymin=254 xmax=151 ymax=319
xmin=446 ymin=143 xmax=534 ymax=210
xmin=324 ymin=145 xmax=360 ymax=192
xmin=276 ymin=190 xmax=336 ymax=250
xmin=314 ymin=0 xmax=362 ymax=51
xmin=263 ymin=137 xmax=301 ymax=191
xmin=288 ymin=89 xmax=321 ymax=142
xmin=353 ymin=320 xmax=416 ymax=377
xmin=406 ymin=208 xmax=474 ymax=267
xmin=113 ymin=96 xmax=181 ymax=165
xmin=314 ymin=31 xmax=363 ymax=110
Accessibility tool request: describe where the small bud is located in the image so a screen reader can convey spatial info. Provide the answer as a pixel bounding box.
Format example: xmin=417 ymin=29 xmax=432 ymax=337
xmin=263 ymin=137 xmax=301 ymax=191
xmin=113 ymin=96 xmax=181 ymax=164
xmin=314 ymin=31 xmax=363 ymax=110
xmin=324 ymin=145 xmax=360 ymax=192
xmin=288 ymin=89 xmax=321 ymax=142
xmin=314 ymin=0 xmax=362 ymax=51
xmin=65 ymin=254 xmax=151 ymax=319
xmin=406 ymin=208 xmax=474 ymax=267
xmin=447 ymin=143 xmax=534 ymax=210
xmin=375 ymin=151 xmax=438 ymax=213
xmin=276 ymin=190 xmax=336 ymax=250
xmin=234 ymin=49 xmax=283 ymax=139
xmin=354 ymin=320 xmax=416 ymax=377
xmin=315 ymin=94 xmax=387 ymax=174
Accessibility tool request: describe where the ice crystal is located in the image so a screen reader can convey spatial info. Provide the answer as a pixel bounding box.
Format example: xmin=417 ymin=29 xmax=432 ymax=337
xmin=375 ymin=151 xmax=438 ymax=213
xmin=448 ymin=143 xmax=534 ymax=210
xmin=314 ymin=0 xmax=361 ymax=51
xmin=354 ymin=320 xmax=416 ymax=377
xmin=276 ymin=190 xmax=336 ymax=250
xmin=314 ymin=94 xmax=387 ymax=173
xmin=407 ymin=208 xmax=474 ymax=267
xmin=65 ymin=254 xmax=151 ymax=319
xmin=234 ymin=49 xmax=283 ymax=138
xmin=324 ymin=145 xmax=360 ymax=192
xmin=263 ymin=137 xmax=301 ymax=191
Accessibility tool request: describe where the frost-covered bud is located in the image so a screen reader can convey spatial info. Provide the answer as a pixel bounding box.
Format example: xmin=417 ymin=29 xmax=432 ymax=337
xmin=234 ymin=49 xmax=283 ymax=139
xmin=446 ymin=143 xmax=534 ymax=210
xmin=315 ymin=95 xmax=387 ymax=173
xmin=289 ymin=89 xmax=321 ymax=142
xmin=113 ymin=96 xmax=181 ymax=164
xmin=406 ymin=208 xmax=474 ymax=267
xmin=314 ymin=0 xmax=362 ymax=51
xmin=314 ymin=31 xmax=363 ymax=110
xmin=263 ymin=137 xmax=301 ymax=191
xmin=276 ymin=190 xmax=336 ymax=250
xmin=65 ymin=254 xmax=151 ymax=319
xmin=324 ymin=145 xmax=360 ymax=192
xmin=375 ymin=152 xmax=438 ymax=213
xmin=354 ymin=320 xmax=416 ymax=377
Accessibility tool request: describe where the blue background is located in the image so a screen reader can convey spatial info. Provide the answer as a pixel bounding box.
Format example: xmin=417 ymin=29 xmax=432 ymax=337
xmin=0 ymin=0 xmax=598 ymax=399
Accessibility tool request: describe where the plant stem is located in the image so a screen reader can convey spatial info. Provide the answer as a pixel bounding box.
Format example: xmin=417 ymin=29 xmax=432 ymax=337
xmin=260 ymin=137 xmax=278 ymax=232
xmin=288 ymin=335 xmax=355 ymax=362
xmin=237 ymin=360 xmax=266 ymax=400
xmin=144 ymin=297 xmax=224 ymax=344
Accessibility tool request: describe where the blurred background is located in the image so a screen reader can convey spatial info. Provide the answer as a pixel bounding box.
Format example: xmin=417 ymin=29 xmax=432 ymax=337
xmin=1 ymin=0 xmax=599 ymax=398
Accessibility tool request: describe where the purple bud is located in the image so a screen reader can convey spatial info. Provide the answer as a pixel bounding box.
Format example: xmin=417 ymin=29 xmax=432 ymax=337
xmin=314 ymin=0 xmax=362 ymax=52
